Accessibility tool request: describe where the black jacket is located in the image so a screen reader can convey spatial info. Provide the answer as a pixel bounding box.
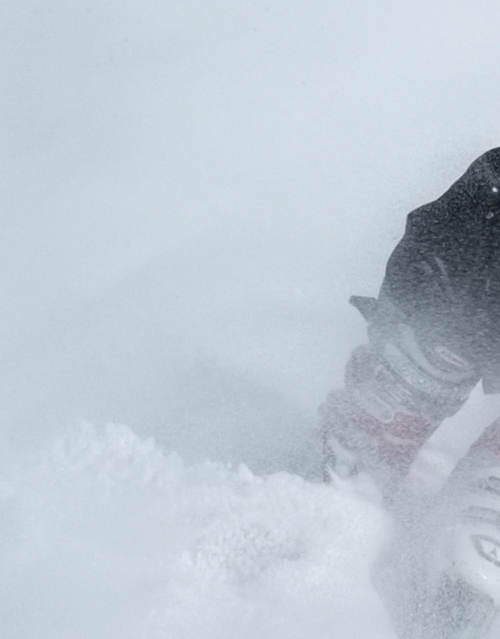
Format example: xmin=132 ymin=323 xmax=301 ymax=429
xmin=380 ymin=148 xmax=500 ymax=392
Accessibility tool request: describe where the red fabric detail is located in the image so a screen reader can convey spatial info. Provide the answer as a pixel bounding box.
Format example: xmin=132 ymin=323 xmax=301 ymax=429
xmin=347 ymin=405 xmax=434 ymax=470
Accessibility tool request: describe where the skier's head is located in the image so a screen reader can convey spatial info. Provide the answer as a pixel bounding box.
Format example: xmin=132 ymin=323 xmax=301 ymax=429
xmin=458 ymin=147 xmax=500 ymax=212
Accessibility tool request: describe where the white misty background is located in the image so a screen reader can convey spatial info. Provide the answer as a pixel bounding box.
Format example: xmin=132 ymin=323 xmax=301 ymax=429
xmin=1 ymin=1 xmax=500 ymax=638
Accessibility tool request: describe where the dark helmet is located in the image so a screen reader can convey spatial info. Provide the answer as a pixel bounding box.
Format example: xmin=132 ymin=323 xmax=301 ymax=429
xmin=453 ymin=148 xmax=500 ymax=212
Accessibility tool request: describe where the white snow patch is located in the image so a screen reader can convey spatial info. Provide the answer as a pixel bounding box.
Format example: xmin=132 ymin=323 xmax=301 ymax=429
xmin=0 ymin=423 xmax=396 ymax=639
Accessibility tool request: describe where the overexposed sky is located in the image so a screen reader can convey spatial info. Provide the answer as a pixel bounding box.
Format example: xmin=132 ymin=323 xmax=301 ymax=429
xmin=1 ymin=0 xmax=500 ymax=468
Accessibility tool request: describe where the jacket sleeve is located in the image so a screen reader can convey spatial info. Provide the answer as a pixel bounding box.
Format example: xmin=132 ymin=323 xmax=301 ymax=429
xmin=379 ymin=197 xmax=500 ymax=393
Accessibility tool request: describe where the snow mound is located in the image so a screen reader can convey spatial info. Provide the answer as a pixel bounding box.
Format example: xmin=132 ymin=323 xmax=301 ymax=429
xmin=0 ymin=423 xmax=395 ymax=639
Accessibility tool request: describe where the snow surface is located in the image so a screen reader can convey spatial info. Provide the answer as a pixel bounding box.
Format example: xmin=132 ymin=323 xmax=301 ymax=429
xmin=0 ymin=423 xmax=395 ymax=639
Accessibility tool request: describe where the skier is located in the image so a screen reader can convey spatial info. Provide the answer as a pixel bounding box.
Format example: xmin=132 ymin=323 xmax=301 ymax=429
xmin=320 ymin=147 xmax=500 ymax=638
xmin=321 ymin=146 xmax=500 ymax=489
